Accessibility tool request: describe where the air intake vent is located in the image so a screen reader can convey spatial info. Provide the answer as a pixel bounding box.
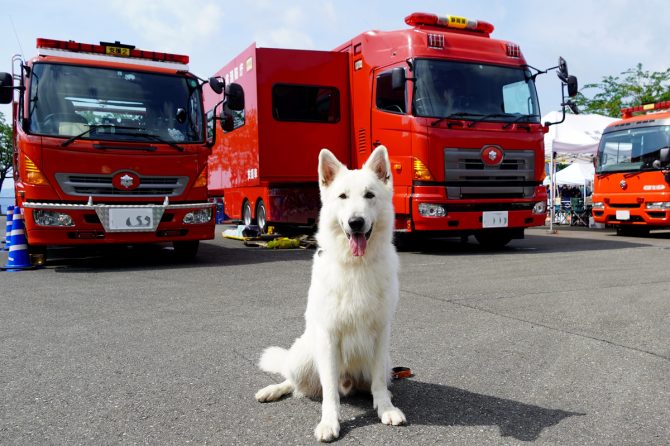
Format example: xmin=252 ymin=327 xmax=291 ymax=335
xmin=357 ymin=128 xmax=367 ymax=151
xmin=55 ymin=173 xmax=189 ymax=197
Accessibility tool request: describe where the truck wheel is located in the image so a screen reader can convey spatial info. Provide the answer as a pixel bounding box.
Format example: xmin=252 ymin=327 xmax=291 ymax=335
xmin=242 ymin=200 xmax=253 ymax=226
xmin=475 ymin=231 xmax=513 ymax=249
xmin=256 ymin=200 xmax=267 ymax=233
xmin=616 ymin=226 xmax=650 ymax=237
xmin=173 ymin=240 xmax=199 ymax=260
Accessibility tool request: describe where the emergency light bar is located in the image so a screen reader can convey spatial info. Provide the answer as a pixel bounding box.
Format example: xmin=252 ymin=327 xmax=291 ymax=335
xmin=621 ymin=101 xmax=670 ymax=119
xmin=36 ymin=38 xmax=189 ymax=65
xmin=405 ymin=12 xmax=494 ymax=35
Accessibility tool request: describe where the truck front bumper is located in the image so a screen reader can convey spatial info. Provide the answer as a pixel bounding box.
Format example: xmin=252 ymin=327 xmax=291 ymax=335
xmin=21 ymin=199 xmax=215 ymax=246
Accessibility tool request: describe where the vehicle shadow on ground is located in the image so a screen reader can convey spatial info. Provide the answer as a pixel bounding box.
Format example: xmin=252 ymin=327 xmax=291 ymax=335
xmin=396 ymin=232 xmax=650 ymax=255
xmin=42 ymin=239 xmax=313 ymax=273
xmin=340 ymin=380 xmax=582 ymax=442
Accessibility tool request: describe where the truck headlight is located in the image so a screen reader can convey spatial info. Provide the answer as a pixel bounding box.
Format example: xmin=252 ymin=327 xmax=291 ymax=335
xmin=183 ymin=207 xmax=212 ymax=224
xmin=592 ymin=202 xmax=604 ymax=210
xmin=532 ymin=201 xmax=546 ymax=214
xmin=33 ymin=210 xmax=74 ymax=227
xmin=418 ymin=203 xmax=446 ymax=217
xmin=645 ymin=202 xmax=670 ymax=210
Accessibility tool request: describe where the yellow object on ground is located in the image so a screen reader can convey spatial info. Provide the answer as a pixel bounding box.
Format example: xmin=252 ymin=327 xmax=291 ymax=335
xmin=266 ymin=237 xmax=301 ymax=249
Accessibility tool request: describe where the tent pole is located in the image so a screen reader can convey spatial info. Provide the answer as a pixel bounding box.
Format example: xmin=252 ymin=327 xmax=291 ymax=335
xmin=548 ymin=151 xmax=557 ymax=234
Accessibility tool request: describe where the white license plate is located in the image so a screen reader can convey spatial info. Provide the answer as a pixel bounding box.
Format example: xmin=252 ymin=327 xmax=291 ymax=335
xmin=109 ymin=208 xmax=154 ymax=231
xmin=616 ymin=210 xmax=631 ymax=221
xmin=482 ymin=211 xmax=509 ymax=228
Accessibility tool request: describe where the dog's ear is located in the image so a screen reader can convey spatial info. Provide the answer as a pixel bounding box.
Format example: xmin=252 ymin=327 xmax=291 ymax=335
xmin=319 ymin=148 xmax=343 ymax=188
xmin=364 ymin=145 xmax=392 ymax=185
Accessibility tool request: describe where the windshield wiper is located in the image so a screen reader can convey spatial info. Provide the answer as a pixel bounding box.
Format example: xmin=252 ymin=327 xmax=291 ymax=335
xmin=61 ymin=125 xmax=184 ymax=151
xmin=430 ymin=112 xmax=484 ymax=128
xmin=127 ymin=132 xmax=184 ymax=152
xmin=467 ymin=113 xmax=515 ymax=128
xmin=61 ymin=124 xmax=119 ymax=147
xmin=502 ymin=114 xmax=540 ymax=129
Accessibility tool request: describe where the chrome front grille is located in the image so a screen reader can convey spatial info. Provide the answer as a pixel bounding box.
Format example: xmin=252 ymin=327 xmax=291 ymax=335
xmin=444 ymin=148 xmax=536 ymax=199
xmin=55 ymin=173 xmax=189 ymax=197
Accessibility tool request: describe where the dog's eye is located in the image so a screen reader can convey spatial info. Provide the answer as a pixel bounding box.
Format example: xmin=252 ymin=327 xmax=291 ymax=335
xmin=338 ymin=193 xmax=347 ymax=199
xmin=364 ymin=191 xmax=375 ymax=199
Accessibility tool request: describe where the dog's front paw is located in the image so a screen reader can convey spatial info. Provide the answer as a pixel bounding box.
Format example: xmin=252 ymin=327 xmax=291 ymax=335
xmin=314 ymin=419 xmax=340 ymax=442
xmin=255 ymin=384 xmax=284 ymax=402
xmin=380 ymin=407 xmax=406 ymax=426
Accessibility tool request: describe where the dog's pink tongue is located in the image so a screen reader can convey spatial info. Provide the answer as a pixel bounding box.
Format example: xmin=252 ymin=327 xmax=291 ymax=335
xmin=349 ymin=233 xmax=367 ymax=256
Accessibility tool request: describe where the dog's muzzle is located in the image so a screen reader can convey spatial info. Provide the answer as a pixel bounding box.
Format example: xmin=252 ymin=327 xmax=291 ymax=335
xmin=345 ymin=217 xmax=373 ymax=257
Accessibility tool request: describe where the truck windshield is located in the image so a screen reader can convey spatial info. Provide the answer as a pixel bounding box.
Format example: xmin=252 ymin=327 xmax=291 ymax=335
xmin=597 ymin=125 xmax=670 ymax=173
xmin=27 ymin=63 xmax=203 ymax=143
xmin=412 ymin=59 xmax=540 ymax=124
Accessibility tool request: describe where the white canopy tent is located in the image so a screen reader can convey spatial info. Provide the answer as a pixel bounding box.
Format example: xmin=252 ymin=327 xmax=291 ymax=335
xmin=543 ymin=111 xmax=617 ymax=158
xmin=543 ymin=161 xmax=595 ymax=186
xmin=542 ymin=111 xmax=616 ymax=231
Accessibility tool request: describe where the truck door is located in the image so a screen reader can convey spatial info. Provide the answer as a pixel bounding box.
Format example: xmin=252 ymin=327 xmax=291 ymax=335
xmin=370 ymin=67 xmax=412 ymax=214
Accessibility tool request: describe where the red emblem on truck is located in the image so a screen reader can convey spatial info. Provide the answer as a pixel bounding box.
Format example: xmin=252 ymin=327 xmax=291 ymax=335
xmin=112 ymin=172 xmax=140 ymax=191
xmin=481 ymin=145 xmax=504 ymax=166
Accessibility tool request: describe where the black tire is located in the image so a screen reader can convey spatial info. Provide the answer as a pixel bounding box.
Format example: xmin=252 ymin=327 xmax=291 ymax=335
xmin=393 ymin=233 xmax=415 ymax=251
xmin=474 ymin=230 xmax=513 ymax=249
xmin=256 ymin=200 xmax=267 ymax=233
xmin=172 ymin=240 xmax=199 ymax=260
xmin=242 ymin=200 xmax=253 ymax=226
xmin=616 ymin=226 xmax=650 ymax=237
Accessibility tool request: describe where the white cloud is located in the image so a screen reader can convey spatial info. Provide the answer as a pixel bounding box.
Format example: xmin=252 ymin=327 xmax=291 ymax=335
xmin=108 ymin=0 xmax=223 ymax=54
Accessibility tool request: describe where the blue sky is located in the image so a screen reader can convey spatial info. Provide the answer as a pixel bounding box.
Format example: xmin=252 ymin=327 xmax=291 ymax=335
xmin=2 ymin=0 xmax=670 ymax=191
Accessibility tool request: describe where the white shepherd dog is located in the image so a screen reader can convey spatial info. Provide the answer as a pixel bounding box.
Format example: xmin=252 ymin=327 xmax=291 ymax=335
xmin=255 ymin=145 xmax=406 ymax=442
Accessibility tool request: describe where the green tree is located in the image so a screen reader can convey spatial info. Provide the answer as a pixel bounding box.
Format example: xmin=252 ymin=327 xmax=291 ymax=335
xmin=0 ymin=111 xmax=12 ymax=194
xmin=573 ymin=63 xmax=670 ymax=118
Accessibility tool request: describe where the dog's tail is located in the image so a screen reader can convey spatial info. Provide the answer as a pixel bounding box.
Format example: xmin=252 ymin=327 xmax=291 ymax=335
xmin=258 ymin=346 xmax=288 ymax=375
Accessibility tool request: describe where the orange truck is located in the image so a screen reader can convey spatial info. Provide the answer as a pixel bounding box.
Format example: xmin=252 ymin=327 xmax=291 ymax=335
xmin=204 ymin=12 xmax=577 ymax=247
xmin=0 ymin=38 xmax=241 ymax=260
xmin=592 ymin=101 xmax=670 ymax=235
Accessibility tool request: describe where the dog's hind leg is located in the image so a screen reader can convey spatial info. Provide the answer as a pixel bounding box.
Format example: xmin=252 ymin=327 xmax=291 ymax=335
xmin=255 ymin=380 xmax=294 ymax=402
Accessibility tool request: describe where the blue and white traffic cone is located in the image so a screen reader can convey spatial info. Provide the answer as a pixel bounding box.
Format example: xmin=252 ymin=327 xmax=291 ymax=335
xmin=2 ymin=206 xmax=36 ymax=272
xmin=2 ymin=205 xmax=14 ymax=251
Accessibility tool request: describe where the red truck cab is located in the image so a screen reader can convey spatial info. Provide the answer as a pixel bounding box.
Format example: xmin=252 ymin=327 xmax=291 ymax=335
xmin=0 ymin=38 xmax=230 ymax=260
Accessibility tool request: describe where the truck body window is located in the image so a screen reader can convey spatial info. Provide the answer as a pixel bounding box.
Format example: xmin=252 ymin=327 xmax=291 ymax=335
xmin=272 ymin=84 xmax=340 ymax=123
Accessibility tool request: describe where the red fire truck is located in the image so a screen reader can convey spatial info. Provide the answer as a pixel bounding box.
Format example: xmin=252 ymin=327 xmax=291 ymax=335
xmin=204 ymin=12 xmax=577 ymax=247
xmin=0 ymin=38 xmax=241 ymax=260
xmin=592 ymin=101 xmax=670 ymax=236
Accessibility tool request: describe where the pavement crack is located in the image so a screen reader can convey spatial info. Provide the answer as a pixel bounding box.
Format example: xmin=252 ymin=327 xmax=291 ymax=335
xmin=402 ymin=288 xmax=670 ymax=362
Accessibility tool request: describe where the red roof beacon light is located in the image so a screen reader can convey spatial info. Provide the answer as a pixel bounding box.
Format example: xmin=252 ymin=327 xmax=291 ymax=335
xmin=404 ymin=12 xmax=494 ymax=35
xmin=620 ymin=101 xmax=670 ymax=119
xmin=35 ymin=38 xmax=189 ymax=65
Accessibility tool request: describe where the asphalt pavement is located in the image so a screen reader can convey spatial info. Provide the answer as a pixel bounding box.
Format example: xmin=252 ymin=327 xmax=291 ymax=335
xmin=1 ymin=223 xmax=669 ymax=445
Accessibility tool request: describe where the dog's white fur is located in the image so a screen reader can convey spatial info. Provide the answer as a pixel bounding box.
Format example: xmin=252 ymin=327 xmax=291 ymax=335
xmin=255 ymin=145 xmax=405 ymax=441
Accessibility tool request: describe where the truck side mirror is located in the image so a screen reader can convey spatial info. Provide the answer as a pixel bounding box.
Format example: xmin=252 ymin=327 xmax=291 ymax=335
xmin=221 ymin=113 xmax=235 ymax=132
xmin=567 ymin=75 xmax=578 ymax=97
xmin=557 ymin=57 xmax=569 ymax=83
xmin=391 ymin=67 xmax=406 ymax=91
xmin=566 ymin=100 xmax=580 ymax=115
xmin=209 ymin=76 xmax=225 ymax=95
xmin=176 ymin=108 xmax=187 ymax=124
xmin=225 ymin=83 xmax=245 ymax=111
xmin=660 ymin=147 xmax=670 ymax=163
xmin=0 ymin=72 xmax=13 ymax=104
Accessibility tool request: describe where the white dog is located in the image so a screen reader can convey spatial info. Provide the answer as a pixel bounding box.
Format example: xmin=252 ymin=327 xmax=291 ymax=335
xmin=255 ymin=145 xmax=406 ymax=441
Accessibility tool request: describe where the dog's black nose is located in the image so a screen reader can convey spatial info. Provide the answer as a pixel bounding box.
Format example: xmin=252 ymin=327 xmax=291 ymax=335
xmin=348 ymin=217 xmax=365 ymax=232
